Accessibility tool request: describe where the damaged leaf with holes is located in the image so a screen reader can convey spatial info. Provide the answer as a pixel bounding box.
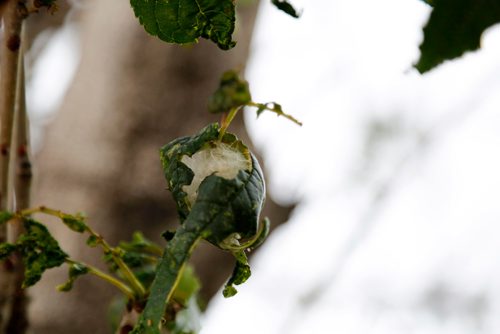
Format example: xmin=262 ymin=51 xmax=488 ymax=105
xmin=1 ymin=217 xmax=68 ymax=287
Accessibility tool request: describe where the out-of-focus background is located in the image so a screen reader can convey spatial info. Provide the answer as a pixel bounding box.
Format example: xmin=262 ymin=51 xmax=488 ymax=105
xmin=21 ymin=0 xmax=500 ymax=333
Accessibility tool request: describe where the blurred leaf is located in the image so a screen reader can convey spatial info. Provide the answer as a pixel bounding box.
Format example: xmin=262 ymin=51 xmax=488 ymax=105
xmin=416 ymin=0 xmax=500 ymax=73
xmin=172 ymin=265 xmax=201 ymax=305
xmin=129 ymin=0 xmax=236 ymax=50
xmin=0 ymin=211 xmax=14 ymax=225
xmin=271 ymin=0 xmax=301 ymax=18
xmin=57 ymin=262 xmax=89 ymax=292
xmin=169 ymin=296 xmax=202 ymax=334
xmin=0 ymin=243 xmax=17 ymax=260
xmin=18 ymin=218 xmax=68 ymax=287
xmin=119 ymin=231 xmax=162 ymax=256
xmin=86 ymin=235 xmax=99 ymax=247
xmin=208 ymin=70 xmax=252 ymax=114
xmin=61 ymin=213 xmax=87 ymax=233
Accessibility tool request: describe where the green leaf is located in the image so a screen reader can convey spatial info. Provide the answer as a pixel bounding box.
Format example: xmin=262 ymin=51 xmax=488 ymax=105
xmin=118 ymin=231 xmax=162 ymax=256
xmin=61 ymin=214 xmax=87 ymax=233
xmin=86 ymin=235 xmax=99 ymax=247
xmin=0 ymin=211 xmax=14 ymax=225
xmin=161 ymin=123 xmax=266 ymax=245
xmin=130 ymin=0 xmax=236 ymax=50
xmin=172 ymin=265 xmax=201 ymax=305
xmin=416 ymin=0 xmax=500 ymax=73
xmin=18 ymin=218 xmax=68 ymax=287
xmin=223 ymin=251 xmax=251 ymax=297
xmin=208 ymin=70 xmax=252 ymax=114
xmin=271 ymin=0 xmax=301 ymax=18
xmin=0 ymin=243 xmax=17 ymax=260
xmin=134 ymin=125 xmax=267 ymax=333
xmin=57 ymin=262 xmax=89 ymax=292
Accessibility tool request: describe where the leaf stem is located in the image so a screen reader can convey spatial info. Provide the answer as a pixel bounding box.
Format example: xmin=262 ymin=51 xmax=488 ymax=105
xmin=65 ymin=259 xmax=136 ymax=300
xmin=17 ymin=206 xmax=147 ymax=298
xmin=218 ymin=106 xmax=242 ymax=140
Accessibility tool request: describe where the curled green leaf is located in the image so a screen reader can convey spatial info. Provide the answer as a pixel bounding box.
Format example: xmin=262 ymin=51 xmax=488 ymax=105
xmin=0 ymin=243 xmax=17 ymax=260
xmin=160 ymin=123 xmax=265 ymax=245
xmin=133 ymin=124 xmax=268 ymax=333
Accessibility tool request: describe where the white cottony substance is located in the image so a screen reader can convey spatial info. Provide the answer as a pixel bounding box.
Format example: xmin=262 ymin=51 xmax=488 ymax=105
xmin=181 ymin=143 xmax=251 ymax=205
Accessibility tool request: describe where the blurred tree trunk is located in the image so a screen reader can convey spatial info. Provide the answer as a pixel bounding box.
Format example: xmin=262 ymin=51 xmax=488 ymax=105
xmin=26 ymin=1 xmax=292 ymax=333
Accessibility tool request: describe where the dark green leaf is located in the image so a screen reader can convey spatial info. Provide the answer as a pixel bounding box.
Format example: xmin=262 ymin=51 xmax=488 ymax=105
xmin=208 ymin=70 xmax=252 ymax=114
xmin=416 ymin=0 xmax=500 ymax=73
xmin=18 ymin=218 xmax=68 ymax=287
xmin=134 ymin=125 xmax=267 ymax=333
xmin=130 ymin=0 xmax=236 ymax=50
xmin=0 ymin=211 xmax=14 ymax=225
xmin=271 ymin=0 xmax=301 ymax=18
xmin=86 ymin=235 xmax=99 ymax=247
xmin=0 ymin=243 xmax=17 ymax=260
xmin=223 ymin=251 xmax=251 ymax=297
xmin=61 ymin=214 xmax=87 ymax=233
xmin=161 ymin=124 xmax=265 ymax=245
xmin=57 ymin=262 xmax=89 ymax=292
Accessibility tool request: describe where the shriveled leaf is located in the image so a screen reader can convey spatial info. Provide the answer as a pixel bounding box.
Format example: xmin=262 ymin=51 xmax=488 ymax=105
xmin=18 ymin=218 xmax=68 ymax=287
xmin=271 ymin=0 xmax=301 ymax=18
xmin=416 ymin=0 xmax=500 ymax=73
xmin=57 ymin=262 xmax=89 ymax=292
xmin=130 ymin=0 xmax=236 ymax=50
xmin=208 ymin=70 xmax=251 ymax=114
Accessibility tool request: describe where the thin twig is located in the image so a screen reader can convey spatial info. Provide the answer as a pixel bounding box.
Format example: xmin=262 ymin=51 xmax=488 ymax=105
xmin=0 ymin=1 xmax=28 ymax=332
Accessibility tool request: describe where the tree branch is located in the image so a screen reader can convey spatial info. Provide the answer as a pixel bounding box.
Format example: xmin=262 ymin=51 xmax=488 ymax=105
xmin=0 ymin=0 xmax=28 ymax=332
xmin=5 ymin=44 xmax=31 ymax=334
